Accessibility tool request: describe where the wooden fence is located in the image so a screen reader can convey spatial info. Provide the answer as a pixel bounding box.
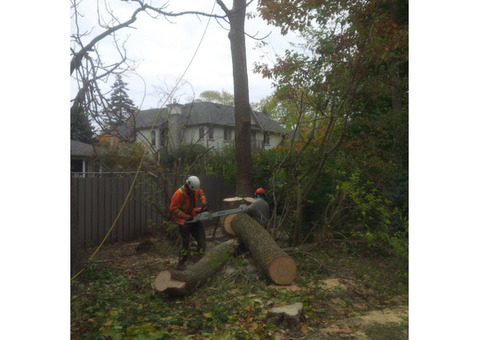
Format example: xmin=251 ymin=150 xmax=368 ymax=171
xmin=71 ymin=173 xmax=235 ymax=248
xmin=71 ymin=173 xmax=164 ymax=247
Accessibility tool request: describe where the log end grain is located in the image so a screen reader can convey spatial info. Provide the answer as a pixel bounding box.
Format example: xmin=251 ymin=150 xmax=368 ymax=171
xmin=244 ymin=197 xmax=255 ymax=203
xmin=223 ymin=213 xmax=239 ymax=236
xmin=223 ymin=197 xmax=255 ymax=208
xmin=154 ymin=270 xmax=186 ymax=292
xmin=268 ymin=256 xmax=297 ymax=285
xmin=223 ymin=197 xmax=244 ymax=209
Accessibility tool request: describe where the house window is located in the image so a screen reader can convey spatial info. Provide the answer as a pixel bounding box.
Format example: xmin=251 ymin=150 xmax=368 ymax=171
xmin=224 ymin=128 xmax=232 ymax=141
xmin=150 ymin=130 xmax=156 ymax=146
xmin=71 ymin=159 xmax=83 ymax=173
xmin=160 ymin=127 xmax=168 ymax=146
xmin=199 ymin=127 xmax=205 ymax=140
xmin=208 ymin=126 xmax=214 ymax=140
xmin=263 ymin=132 xmax=270 ymax=145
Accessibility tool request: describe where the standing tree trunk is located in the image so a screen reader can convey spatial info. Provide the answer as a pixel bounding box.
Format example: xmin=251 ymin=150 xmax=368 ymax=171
xmin=230 ymin=213 xmax=297 ymax=285
xmin=218 ymin=0 xmax=254 ymax=196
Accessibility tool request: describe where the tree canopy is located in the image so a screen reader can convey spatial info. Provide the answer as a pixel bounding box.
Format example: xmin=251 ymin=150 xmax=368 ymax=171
xmin=251 ymin=0 xmax=408 ymax=250
xmin=71 ymin=108 xmax=95 ymax=144
xmin=197 ymin=90 xmax=234 ymax=106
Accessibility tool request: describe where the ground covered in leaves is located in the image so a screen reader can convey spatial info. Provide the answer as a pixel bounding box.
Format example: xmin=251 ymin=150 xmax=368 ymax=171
xmin=71 ymin=229 xmax=408 ymax=339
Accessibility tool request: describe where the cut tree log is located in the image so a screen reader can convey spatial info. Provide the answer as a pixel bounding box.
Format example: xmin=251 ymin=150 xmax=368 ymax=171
xmin=229 ymin=213 xmax=297 ymax=285
xmin=222 ymin=196 xmax=254 ymax=209
xmin=217 ymin=197 xmax=254 ymax=236
xmin=223 ymin=213 xmax=238 ymax=236
xmin=154 ymin=238 xmax=239 ymax=296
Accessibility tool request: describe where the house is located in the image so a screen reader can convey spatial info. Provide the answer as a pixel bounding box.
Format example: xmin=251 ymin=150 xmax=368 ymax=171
xmin=71 ymin=140 xmax=103 ymax=176
xmin=129 ymin=101 xmax=288 ymax=153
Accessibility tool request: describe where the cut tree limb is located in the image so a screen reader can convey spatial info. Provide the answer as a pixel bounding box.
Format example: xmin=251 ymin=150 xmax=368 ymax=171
xmin=154 ymin=239 xmax=239 ymax=296
xmin=230 ymin=213 xmax=297 ymax=285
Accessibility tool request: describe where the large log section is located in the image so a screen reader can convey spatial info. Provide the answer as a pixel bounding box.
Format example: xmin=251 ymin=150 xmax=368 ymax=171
xmin=230 ymin=213 xmax=297 ymax=285
xmin=154 ymin=239 xmax=239 ymax=296
xmin=218 ymin=197 xmax=254 ymax=236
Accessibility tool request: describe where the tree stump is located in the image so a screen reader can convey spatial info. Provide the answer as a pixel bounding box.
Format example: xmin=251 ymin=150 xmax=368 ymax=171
xmin=266 ymin=302 xmax=304 ymax=329
xmin=154 ymin=239 xmax=239 ymax=296
xmin=229 ymin=213 xmax=297 ymax=285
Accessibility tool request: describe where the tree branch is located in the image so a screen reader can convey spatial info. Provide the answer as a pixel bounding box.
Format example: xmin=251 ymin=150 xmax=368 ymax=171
xmin=70 ymin=5 xmax=146 ymax=75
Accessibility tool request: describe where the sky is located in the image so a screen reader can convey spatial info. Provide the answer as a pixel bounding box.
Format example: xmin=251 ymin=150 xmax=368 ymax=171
xmin=71 ymin=0 xmax=301 ymax=110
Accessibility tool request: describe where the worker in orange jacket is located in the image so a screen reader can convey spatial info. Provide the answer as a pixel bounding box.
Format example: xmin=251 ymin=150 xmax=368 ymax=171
xmin=169 ymin=175 xmax=208 ymax=270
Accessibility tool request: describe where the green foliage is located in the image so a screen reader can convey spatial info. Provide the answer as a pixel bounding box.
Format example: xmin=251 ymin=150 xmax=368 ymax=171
xmin=250 ymin=0 xmax=408 ymax=258
xmin=331 ymin=169 xmax=408 ymax=259
xmin=251 ymin=145 xmax=338 ymax=244
xmin=71 ymin=109 xmax=95 ymax=144
xmin=158 ymin=144 xmax=209 ymax=173
xmin=103 ymin=74 xmax=138 ymax=131
xmin=204 ymin=145 xmax=237 ymax=182
xmin=249 ymin=135 xmax=407 ymax=259
xmin=197 ymin=90 xmax=234 ymax=106
xmin=163 ymin=220 xmax=178 ymax=241
xmin=100 ymin=141 xmax=157 ymax=172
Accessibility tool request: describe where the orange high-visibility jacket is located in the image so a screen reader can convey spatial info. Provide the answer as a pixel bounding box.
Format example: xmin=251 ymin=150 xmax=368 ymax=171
xmin=169 ymin=185 xmax=206 ymax=225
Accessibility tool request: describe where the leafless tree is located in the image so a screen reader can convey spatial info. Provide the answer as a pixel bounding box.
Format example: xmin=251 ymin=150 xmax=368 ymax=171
xmin=71 ymin=0 xmax=226 ymax=134
xmin=71 ymin=0 xmax=142 ymax=133
xmin=71 ymin=0 xmax=264 ymax=195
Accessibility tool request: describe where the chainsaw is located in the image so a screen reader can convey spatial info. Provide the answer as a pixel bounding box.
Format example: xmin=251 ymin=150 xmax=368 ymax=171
xmin=186 ymin=204 xmax=243 ymax=223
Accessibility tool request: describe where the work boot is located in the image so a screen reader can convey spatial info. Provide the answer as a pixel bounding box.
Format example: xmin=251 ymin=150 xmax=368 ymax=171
xmin=176 ymin=262 xmax=186 ymax=271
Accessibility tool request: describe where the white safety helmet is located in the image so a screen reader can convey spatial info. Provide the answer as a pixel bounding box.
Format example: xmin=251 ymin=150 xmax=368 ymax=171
xmin=185 ymin=175 xmax=201 ymax=191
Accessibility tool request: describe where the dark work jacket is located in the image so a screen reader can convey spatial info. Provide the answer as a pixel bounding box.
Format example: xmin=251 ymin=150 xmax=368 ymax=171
xmin=244 ymin=197 xmax=270 ymax=227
